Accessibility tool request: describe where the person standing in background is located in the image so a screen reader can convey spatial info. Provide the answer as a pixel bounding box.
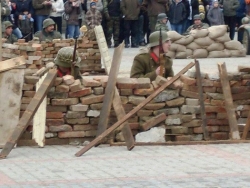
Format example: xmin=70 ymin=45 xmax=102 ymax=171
xmin=184 ymin=0 xmax=199 ymax=32
xmin=85 ymin=1 xmax=102 ymax=29
xmin=50 ymin=0 xmax=64 ymax=34
xmin=236 ymin=0 xmax=246 ymax=43
xmin=207 ymin=0 xmax=224 ymax=26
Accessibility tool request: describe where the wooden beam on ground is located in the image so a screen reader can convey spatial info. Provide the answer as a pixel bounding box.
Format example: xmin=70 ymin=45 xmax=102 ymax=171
xmin=0 ymin=69 xmax=57 ymax=159
xmin=242 ymin=110 xmax=250 ymax=139
xmin=94 ymin=25 xmax=134 ymax=150
xmin=218 ymin=62 xmax=240 ymax=139
xmin=75 ymin=62 xmax=195 ymax=157
xmin=195 ymin=60 xmax=209 ymax=140
xmin=140 ymin=113 xmax=167 ymax=131
xmin=0 ymin=56 xmax=26 ymax=73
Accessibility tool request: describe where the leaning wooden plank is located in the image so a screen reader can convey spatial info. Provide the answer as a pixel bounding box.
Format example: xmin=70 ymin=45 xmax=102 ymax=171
xmin=0 ymin=69 xmax=24 ymax=148
xmin=242 ymin=110 xmax=250 ymax=139
xmin=140 ymin=113 xmax=167 ymax=131
xmin=75 ymin=62 xmax=195 ymax=157
xmin=218 ymin=62 xmax=240 ymax=139
xmin=195 ymin=60 xmax=209 ymax=140
xmin=96 ymin=42 xmax=124 ymax=136
xmin=238 ymin=65 xmax=250 ymax=73
xmin=0 ymin=56 xmax=26 ymax=73
xmin=0 ymin=69 xmax=57 ymax=159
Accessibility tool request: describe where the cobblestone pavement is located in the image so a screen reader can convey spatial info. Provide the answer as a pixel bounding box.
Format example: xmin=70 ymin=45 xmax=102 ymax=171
xmin=1 ymin=144 xmax=250 ymax=188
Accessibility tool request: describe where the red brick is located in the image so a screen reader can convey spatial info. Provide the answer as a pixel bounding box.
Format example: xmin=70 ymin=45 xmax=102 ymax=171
xmin=51 ymin=98 xmax=79 ymax=105
xmin=180 ymin=75 xmax=196 ymax=85
xmin=182 ymin=85 xmax=198 ymax=92
xmin=230 ymin=81 xmax=241 ymax=87
xmin=217 ymin=113 xmax=228 ymax=119
xmin=66 ymin=118 xmax=89 ymax=124
xmin=210 ymin=132 xmax=229 ymax=140
xmin=32 ymin=43 xmax=43 ymax=50
xmin=21 ymin=97 xmax=32 ymax=104
xmin=116 ymin=78 xmax=138 ymax=89
xmin=80 ymin=94 xmax=104 ymax=105
xmin=205 ymin=105 xmax=226 ymax=113
xmin=24 ymin=76 xmax=39 ymax=84
xmin=213 ymin=81 xmax=222 ymax=87
xmin=22 ymin=83 xmax=34 ymax=90
xmin=211 ymin=99 xmax=225 ymax=106
xmin=129 ymin=123 xmax=140 ymax=130
xmin=46 ymin=112 xmax=64 ymax=119
xmin=193 ymin=126 xmax=203 ymax=134
xmin=137 ymin=110 xmax=153 ymax=116
xmin=137 ymin=78 xmax=151 ymax=89
xmin=58 ymin=131 xmax=86 ymax=138
xmin=230 ymin=86 xmax=250 ymax=94
xmin=56 ymin=85 xmax=69 ymax=93
xmin=49 ymin=124 xmax=72 ymax=132
xmin=143 ymin=103 xmax=166 ymax=110
xmin=46 ymin=119 xmax=64 ymax=126
xmin=69 ymin=87 xmax=92 ymax=98
xmin=53 ymin=77 xmax=62 ymax=86
xmin=73 ymin=124 xmax=97 ymax=131
xmin=82 ymin=77 xmax=101 ymax=87
xmin=176 ymin=135 xmax=191 ymax=141
xmin=200 ymin=79 xmax=214 ymax=86
xmin=207 ymin=126 xmax=219 ymax=132
xmin=241 ymin=80 xmax=250 ymax=86
xmin=133 ymin=84 xmax=154 ymax=95
xmin=63 ymin=75 xmax=75 ymax=85
xmin=207 ymin=119 xmax=228 ymax=125
xmin=23 ymin=91 xmax=36 ymax=97
xmin=166 ymin=97 xmax=185 ymax=107
xmin=181 ymin=90 xmax=207 ymax=100
xmin=46 ymin=105 xmax=67 ymax=112
xmin=203 ymin=86 xmax=216 ymax=93
xmin=232 ymin=92 xmax=250 ymax=100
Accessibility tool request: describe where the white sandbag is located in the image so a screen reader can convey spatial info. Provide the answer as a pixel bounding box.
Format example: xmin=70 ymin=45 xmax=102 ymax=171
xmin=166 ymin=51 xmax=176 ymax=58
xmin=167 ymin=31 xmax=182 ymax=41
xmin=207 ymin=43 xmax=225 ymax=51
xmin=175 ymin=35 xmax=194 ymax=45
xmin=230 ymin=49 xmax=246 ymax=57
xmin=194 ymin=36 xmax=214 ymax=46
xmin=170 ymin=43 xmax=178 ymax=51
xmin=176 ymin=44 xmax=186 ymax=52
xmin=208 ymin=25 xmax=227 ymax=39
xmin=186 ymin=42 xmax=201 ymax=50
xmin=189 ymin=29 xmax=209 ymax=39
xmin=186 ymin=49 xmax=193 ymax=58
xmin=224 ymin=40 xmax=244 ymax=50
xmin=176 ymin=51 xmax=187 ymax=59
xmin=208 ymin=49 xmax=231 ymax=58
xmin=193 ymin=49 xmax=208 ymax=58
xmin=215 ymin=33 xmax=231 ymax=43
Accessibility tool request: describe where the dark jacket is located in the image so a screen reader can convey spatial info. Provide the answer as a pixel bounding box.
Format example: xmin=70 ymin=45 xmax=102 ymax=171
xmin=182 ymin=0 xmax=190 ymax=19
xmin=18 ymin=16 xmax=33 ymax=34
xmin=130 ymin=50 xmax=174 ymax=81
xmin=1 ymin=0 xmax=11 ymax=21
xmin=207 ymin=3 xmax=224 ymax=25
xmin=103 ymin=0 xmax=121 ymax=17
xmin=64 ymin=1 xmax=80 ymax=25
xmin=168 ymin=0 xmax=187 ymax=24
xmin=236 ymin=0 xmax=246 ymax=18
xmin=219 ymin=0 xmax=239 ymax=16
xmin=190 ymin=0 xmax=199 ymax=18
xmin=34 ymin=30 xmax=62 ymax=41
xmin=14 ymin=0 xmax=34 ymax=20
xmin=32 ymin=0 xmax=52 ymax=16
xmin=142 ymin=0 xmax=168 ymax=17
xmin=120 ymin=0 xmax=140 ymax=20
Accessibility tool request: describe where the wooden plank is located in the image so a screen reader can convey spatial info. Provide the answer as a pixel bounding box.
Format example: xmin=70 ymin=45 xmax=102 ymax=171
xmin=75 ymin=62 xmax=195 ymax=157
xmin=0 ymin=56 xmax=26 ymax=73
xmin=242 ymin=110 xmax=250 ymax=139
xmin=218 ymin=62 xmax=240 ymax=139
xmin=0 ymin=69 xmax=57 ymax=159
xmin=0 ymin=69 xmax=24 ymax=148
xmin=32 ymin=72 xmax=48 ymax=147
xmin=96 ymin=43 xmax=124 ymax=136
xmin=140 ymin=113 xmax=167 ymax=131
xmin=195 ymin=60 xmax=209 ymax=140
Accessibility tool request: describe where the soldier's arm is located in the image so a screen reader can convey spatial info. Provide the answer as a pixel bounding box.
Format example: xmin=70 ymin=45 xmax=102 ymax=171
xmin=1 ymin=1 xmax=10 ymax=16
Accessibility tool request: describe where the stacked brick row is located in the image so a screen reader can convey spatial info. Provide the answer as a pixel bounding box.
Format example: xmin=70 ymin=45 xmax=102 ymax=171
xmin=2 ymin=37 xmax=102 ymax=73
xmin=19 ymin=67 xmax=250 ymax=144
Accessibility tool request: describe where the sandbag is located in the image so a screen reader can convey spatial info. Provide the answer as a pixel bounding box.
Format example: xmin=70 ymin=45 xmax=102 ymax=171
xmin=170 ymin=43 xmax=178 ymax=51
xmin=186 ymin=42 xmax=201 ymax=50
xmin=186 ymin=49 xmax=193 ymax=58
xmin=230 ymin=49 xmax=246 ymax=57
xmin=215 ymin=33 xmax=231 ymax=43
xmin=176 ymin=51 xmax=187 ymax=59
xmin=208 ymin=49 xmax=231 ymax=58
xmin=208 ymin=25 xmax=227 ymax=39
xmin=194 ymin=36 xmax=214 ymax=46
xmin=175 ymin=35 xmax=194 ymax=45
xmin=193 ymin=49 xmax=208 ymax=58
xmin=166 ymin=51 xmax=176 ymax=58
xmin=224 ymin=40 xmax=243 ymax=50
xmin=167 ymin=31 xmax=182 ymax=41
xmin=189 ymin=29 xmax=209 ymax=39
xmin=176 ymin=44 xmax=186 ymax=52
xmin=207 ymin=43 xmax=225 ymax=51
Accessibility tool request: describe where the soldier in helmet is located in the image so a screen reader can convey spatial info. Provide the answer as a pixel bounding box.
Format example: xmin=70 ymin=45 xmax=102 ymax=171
xmin=54 ymin=47 xmax=82 ymax=80
xmin=155 ymin=13 xmax=169 ymax=32
xmin=2 ymin=21 xmax=18 ymax=44
xmin=130 ymin=31 xmax=174 ymax=81
xmin=34 ymin=18 xmax=62 ymax=41
xmin=183 ymin=14 xmax=209 ymax=35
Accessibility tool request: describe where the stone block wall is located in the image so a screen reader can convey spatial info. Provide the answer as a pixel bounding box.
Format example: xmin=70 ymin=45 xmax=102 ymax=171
xmin=19 ymin=67 xmax=250 ymax=145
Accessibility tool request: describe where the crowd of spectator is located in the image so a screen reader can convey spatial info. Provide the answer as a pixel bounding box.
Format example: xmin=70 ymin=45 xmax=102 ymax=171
xmin=1 ymin=0 xmax=250 ymax=46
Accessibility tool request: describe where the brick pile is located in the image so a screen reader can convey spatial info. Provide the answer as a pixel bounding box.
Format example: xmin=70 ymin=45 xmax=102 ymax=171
xmin=19 ymin=67 xmax=250 ymax=145
xmin=2 ymin=37 xmax=102 ymax=73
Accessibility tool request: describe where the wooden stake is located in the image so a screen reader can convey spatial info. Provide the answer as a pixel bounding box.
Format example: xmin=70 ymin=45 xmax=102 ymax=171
xmin=75 ymin=62 xmax=195 ymax=157
xmin=242 ymin=110 xmax=250 ymax=139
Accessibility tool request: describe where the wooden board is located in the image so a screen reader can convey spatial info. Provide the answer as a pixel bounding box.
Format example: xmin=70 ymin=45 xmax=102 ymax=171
xmin=32 ymin=72 xmax=48 ymax=147
xmin=75 ymin=62 xmax=195 ymax=157
xmin=0 ymin=56 xmax=26 ymax=73
xmin=0 ymin=69 xmax=57 ymax=159
xmin=242 ymin=110 xmax=250 ymax=139
xmin=0 ymin=69 xmax=24 ymax=148
xmin=218 ymin=62 xmax=240 ymax=139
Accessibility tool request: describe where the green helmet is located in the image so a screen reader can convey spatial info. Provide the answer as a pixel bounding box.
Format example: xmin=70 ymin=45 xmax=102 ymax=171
xmin=148 ymin=31 xmax=170 ymax=48
xmin=43 ymin=18 xmax=55 ymax=29
xmin=193 ymin=14 xmax=201 ymax=20
xmin=2 ymin=21 xmax=13 ymax=30
xmin=157 ymin=13 xmax=168 ymax=21
xmin=54 ymin=47 xmax=81 ymax=68
xmin=242 ymin=17 xmax=250 ymax=25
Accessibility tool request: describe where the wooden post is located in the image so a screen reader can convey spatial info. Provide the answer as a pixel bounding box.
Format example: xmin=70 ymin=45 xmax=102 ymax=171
xmin=75 ymin=62 xmax=195 ymax=157
xmin=242 ymin=110 xmax=250 ymax=139
xmin=0 ymin=69 xmax=57 ymax=159
xmin=218 ymin=62 xmax=240 ymax=139
xmin=195 ymin=60 xmax=209 ymax=140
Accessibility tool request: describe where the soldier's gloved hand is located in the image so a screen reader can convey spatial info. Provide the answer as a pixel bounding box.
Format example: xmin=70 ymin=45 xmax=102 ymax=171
xmin=155 ymin=66 xmax=165 ymax=75
xmin=105 ymin=12 xmax=110 ymax=21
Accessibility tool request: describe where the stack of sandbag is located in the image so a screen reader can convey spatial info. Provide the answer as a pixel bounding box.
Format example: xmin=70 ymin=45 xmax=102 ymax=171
xmin=166 ymin=25 xmax=246 ymax=59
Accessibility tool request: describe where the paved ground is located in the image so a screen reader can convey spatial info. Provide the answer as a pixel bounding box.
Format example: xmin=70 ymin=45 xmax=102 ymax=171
xmin=1 ymin=143 xmax=250 ymax=187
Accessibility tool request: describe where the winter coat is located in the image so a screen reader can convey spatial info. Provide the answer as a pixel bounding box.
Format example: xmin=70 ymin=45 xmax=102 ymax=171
xmin=14 ymin=0 xmax=34 ymax=23
xmin=168 ymin=0 xmax=187 ymax=24
xmin=50 ymin=0 xmax=65 ymax=17
xmin=142 ymin=0 xmax=168 ymax=17
xmin=120 ymin=0 xmax=140 ymax=20
xmin=207 ymin=3 xmax=224 ymax=25
xmin=32 ymin=0 xmax=52 ymax=16
xmin=219 ymin=0 xmax=239 ymax=16
xmin=34 ymin=29 xmax=62 ymax=41
xmin=86 ymin=0 xmax=103 ymax=12
xmin=103 ymin=0 xmax=121 ymax=17
xmin=18 ymin=16 xmax=33 ymax=34
xmin=85 ymin=8 xmax=102 ymax=29
xmin=236 ymin=0 xmax=246 ymax=18
xmin=1 ymin=0 xmax=11 ymax=21
xmin=190 ymin=0 xmax=199 ymax=18
xmin=64 ymin=1 xmax=80 ymax=25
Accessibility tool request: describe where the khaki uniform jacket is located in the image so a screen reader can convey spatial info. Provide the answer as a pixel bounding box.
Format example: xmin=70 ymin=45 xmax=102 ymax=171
xmin=34 ymin=30 xmax=62 ymax=41
xmin=32 ymin=0 xmax=52 ymax=16
xmin=3 ymin=33 xmax=18 ymax=44
xmin=155 ymin=22 xmax=169 ymax=32
xmin=183 ymin=22 xmax=209 ymax=35
xmin=120 ymin=0 xmax=140 ymax=20
xmin=130 ymin=50 xmax=174 ymax=81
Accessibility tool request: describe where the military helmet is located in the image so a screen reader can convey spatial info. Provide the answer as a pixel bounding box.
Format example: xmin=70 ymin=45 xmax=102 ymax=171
xmin=54 ymin=47 xmax=81 ymax=68
xmin=193 ymin=14 xmax=202 ymax=20
xmin=43 ymin=18 xmax=55 ymax=29
xmin=242 ymin=17 xmax=250 ymax=25
xmin=157 ymin=13 xmax=168 ymax=21
xmin=2 ymin=21 xmax=13 ymax=30
xmin=148 ymin=31 xmax=170 ymax=48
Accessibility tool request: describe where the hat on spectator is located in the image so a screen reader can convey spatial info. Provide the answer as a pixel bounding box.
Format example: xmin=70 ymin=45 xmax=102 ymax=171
xmin=90 ymin=1 xmax=96 ymax=7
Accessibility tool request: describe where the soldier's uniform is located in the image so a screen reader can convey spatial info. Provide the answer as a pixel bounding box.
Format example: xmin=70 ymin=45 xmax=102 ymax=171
xmin=54 ymin=47 xmax=82 ymax=80
xmin=155 ymin=13 xmax=169 ymax=32
xmin=2 ymin=21 xmax=18 ymax=44
xmin=130 ymin=31 xmax=174 ymax=81
xmin=183 ymin=14 xmax=209 ymax=35
xmin=34 ymin=18 xmax=62 ymax=41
